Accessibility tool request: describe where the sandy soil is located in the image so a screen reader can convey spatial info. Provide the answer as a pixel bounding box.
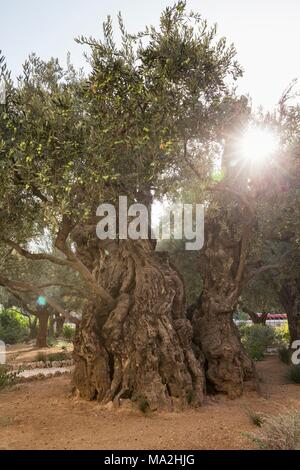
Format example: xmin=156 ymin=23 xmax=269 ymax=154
xmin=0 ymin=356 xmax=299 ymax=450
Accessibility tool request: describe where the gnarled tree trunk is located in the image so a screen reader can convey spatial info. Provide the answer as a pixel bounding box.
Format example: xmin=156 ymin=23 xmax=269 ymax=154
xmin=192 ymin=222 xmax=255 ymax=398
xmin=72 ymin=238 xmax=205 ymax=410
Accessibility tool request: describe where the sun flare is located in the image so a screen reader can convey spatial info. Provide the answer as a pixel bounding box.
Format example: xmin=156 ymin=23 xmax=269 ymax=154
xmin=239 ymin=125 xmax=279 ymax=165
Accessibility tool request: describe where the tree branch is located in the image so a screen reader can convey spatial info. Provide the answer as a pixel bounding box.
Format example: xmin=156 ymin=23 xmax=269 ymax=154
xmin=7 ymin=289 xmax=39 ymax=318
xmin=247 ymin=249 xmax=296 ymax=281
xmin=239 ymin=303 xmax=268 ymax=324
xmin=0 ymin=274 xmax=80 ymax=324
xmin=37 ymin=282 xmax=91 ymax=300
xmin=54 ymin=216 xmax=115 ymax=306
xmin=0 ymin=248 xmax=13 ymax=268
xmin=2 ymin=239 xmax=72 ymax=267
xmin=2 ymin=230 xmax=115 ymax=307
xmin=235 ymin=222 xmax=253 ymax=285
xmin=207 ymin=184 xmax=255 ymax=219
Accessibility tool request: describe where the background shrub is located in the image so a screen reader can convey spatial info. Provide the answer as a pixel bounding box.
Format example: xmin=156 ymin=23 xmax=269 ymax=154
xmin=0 ymin=308 xmax=29 ymax=344
xmin=0 ymin=365 xmax=18 ymax=389
xmin=35 ymin=352 xmax=47 ymax=362
xmin=47 ymin=352 xmax=68 ymax=362
xmin=275 ymin=323 xmax=290 ymax=346
xmin=278 ymin=346 xmax=290 ymax=364
xmin=287 ymin=365 xmax=300 ymax=384
xmin=47 ymin=337 xmax=56 ymax=347
xmin=239 ymin=324 xmax=275 ymax=361
xmin=63 ymin=324 xmax=75 ymax=341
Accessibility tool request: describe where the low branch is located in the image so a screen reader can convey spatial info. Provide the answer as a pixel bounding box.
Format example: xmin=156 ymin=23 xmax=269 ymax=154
xmin=248 ymin=249 xmax=296 ymax=281
xmin=37 ymin=282 xmax=92 ymax=300
xmin=207 ymin=184 xmax=255 ymax=219
xmin=54 ymin=217 xmax=115 ymax=307
xmin=0 ymin=248 xmax=13 ymax=268
xmin=239 ymin=303 xmax=268 ymax=324
xmin=2 ymin=233 xmax=114 ymax=307
xmin=2 ymin=239 xmax=72 ymax=267
xmin=0 ymin=274 xmax=80 ymax=325
xmin=7 ymin=289 xmax=38 ymax=318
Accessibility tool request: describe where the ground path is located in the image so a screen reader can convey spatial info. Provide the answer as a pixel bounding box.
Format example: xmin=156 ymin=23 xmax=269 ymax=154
xmin=0 ymin=356 xmax=299 ymax=450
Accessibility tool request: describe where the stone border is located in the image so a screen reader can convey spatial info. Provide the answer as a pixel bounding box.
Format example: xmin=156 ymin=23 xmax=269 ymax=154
xmin=17 ymin=368 xmax=73 ymax=383
xmin=11 ymin=359 xmax=74 ymax=370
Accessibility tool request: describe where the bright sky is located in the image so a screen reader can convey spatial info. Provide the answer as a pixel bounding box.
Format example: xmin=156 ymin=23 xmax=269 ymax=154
xmin=1 ymin=0 xmax=299 ymax=110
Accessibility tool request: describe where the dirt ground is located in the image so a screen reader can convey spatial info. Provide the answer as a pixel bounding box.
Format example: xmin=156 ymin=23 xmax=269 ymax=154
xmin=0 ymin=356 xmax=299 ymax=450
xmin=5 ymin=341 xmax=73 ymax=364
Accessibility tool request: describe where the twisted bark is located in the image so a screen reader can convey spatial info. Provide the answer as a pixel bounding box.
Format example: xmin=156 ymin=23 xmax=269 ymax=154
xmin=192 ymin=222 xmax=255 ymax=398
xmin=72 ymin=238 xmax=205 ymax=410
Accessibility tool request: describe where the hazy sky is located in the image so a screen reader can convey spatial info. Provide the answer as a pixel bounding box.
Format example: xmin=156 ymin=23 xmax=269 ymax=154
xmin=1 ymin=0 xmax=299 ymax=109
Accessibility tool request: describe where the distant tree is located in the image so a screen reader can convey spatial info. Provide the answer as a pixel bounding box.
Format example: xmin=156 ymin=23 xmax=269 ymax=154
xmin=184 ymin=97 xmax=297 ymax=396
xmin=0 ymin=241 xmax=82 ymax=347
xmin=233 ymin=90 xmax=300 ymax=345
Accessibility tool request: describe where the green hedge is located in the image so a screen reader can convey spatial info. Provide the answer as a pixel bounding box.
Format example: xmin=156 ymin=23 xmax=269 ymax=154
xmin=0 ymin=308 xmax=29 ymax=344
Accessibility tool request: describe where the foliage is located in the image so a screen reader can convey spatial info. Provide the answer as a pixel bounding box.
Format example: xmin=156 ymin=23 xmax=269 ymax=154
xmin=239 ymin=324 xmax=275 ymax=361
xmin=241 ymin=276 xmax=281 ymax=320
xmin=246 ymin=408 xmax=265 ymax=427
xmin=278 ymin=346 xmax=290 ymax=364
xmin=63 ymin=324 xmax=75 ymax=341
xmin=157 ymin=239 xmax=202 ymax=304
xmin=0 ymin=365 xmax=18 ymax=389
xmin=234 ymin=310 xmax=248 ymax=321
xmin=47 ymin=337 xmax=56 ymax=347
xmin=249 ymin=410 xmax=300 ymax=450
xmin=35 ymin=351 xmax=68 ymax=363
xmin=47 ymin=352 xmax=68 ymax=362
xmin=35 ymin=352 xmax=47 ymax=362
xmin=0 ymin=3 xmax=241 ymax=235
xmin=138 ymin=397 xmax=150 ymax=414
xmin=0 ymin=308 xmax=29 ymax=344
xmin=275 ymin=322 xmax=290 ymax=346
xmin=0 ymin=2 xmax=243 ymax=333
xmin=287 ymin=365 xmax=300 ymax=384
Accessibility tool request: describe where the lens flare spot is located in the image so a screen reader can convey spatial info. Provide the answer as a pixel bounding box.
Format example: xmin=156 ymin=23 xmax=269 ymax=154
xmin=37 ymin=296 xmax=47 ymax=306
xmin=239 ymin=125 xmax=279 ymax=165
